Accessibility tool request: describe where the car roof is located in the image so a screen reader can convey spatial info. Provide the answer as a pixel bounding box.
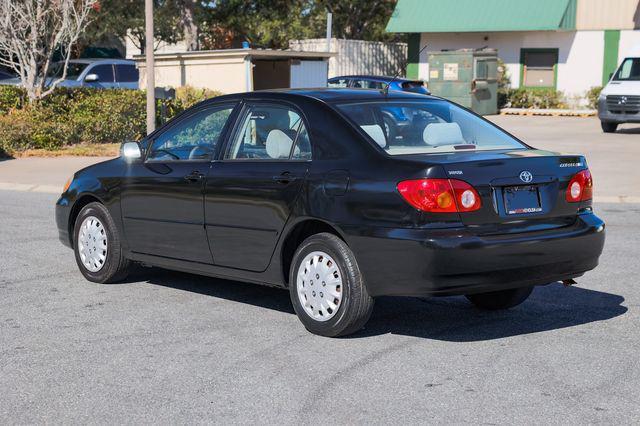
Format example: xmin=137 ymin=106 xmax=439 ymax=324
xmin=215 ymin=88 xmax=438 ymax=104
xmin=329 ymin=75 xmax=422 ymax=83
xmin=64 ymin=58 xmax=135 ymax=65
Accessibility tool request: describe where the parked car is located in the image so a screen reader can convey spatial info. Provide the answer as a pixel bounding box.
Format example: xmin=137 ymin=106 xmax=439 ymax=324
xmin=598 ymin=55 xmax=640 ymax=132
xmin=56 ymin=89 xmax=605 ymax=337
xmin=0 ymin=59 xmax=139 ymax=89
xmin=328 ymin=75 xmax=429 ymax=94
xmin=0 ymin=69 xmax=16 ymax=80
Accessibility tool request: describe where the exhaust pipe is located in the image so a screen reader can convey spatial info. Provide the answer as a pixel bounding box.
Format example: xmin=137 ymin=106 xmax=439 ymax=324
xmin=562 ymin=278 xmax=577 ymax=287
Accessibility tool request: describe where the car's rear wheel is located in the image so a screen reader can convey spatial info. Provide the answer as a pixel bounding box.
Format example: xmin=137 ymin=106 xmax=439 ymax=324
xmin=601 ymin=121 xmax=618 ymax=133
xmin=466 ymin=286 xmax=533 ymax=310
xmin=289 ymin=233 xmax=374 ymax=337
xmin=73 ymin=202 xmax=131 ymax=283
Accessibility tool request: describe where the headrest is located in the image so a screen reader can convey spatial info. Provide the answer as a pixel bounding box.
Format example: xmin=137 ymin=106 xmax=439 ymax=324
xmin=266 ymin=129 xmax=294 ymax=159
xmin=360 ymin=124 xmax=387 ymax=148
xmin=423 ymin=122 xmax=464 ymax=146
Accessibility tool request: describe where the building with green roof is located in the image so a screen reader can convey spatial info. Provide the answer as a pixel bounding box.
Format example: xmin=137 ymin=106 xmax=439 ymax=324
xmin=387 ymin=0 xmax=640 ymax=105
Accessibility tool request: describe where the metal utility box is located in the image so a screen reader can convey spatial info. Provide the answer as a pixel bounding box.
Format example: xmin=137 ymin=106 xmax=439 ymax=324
xmin=427 ymin=49 xmax=498 ymax=115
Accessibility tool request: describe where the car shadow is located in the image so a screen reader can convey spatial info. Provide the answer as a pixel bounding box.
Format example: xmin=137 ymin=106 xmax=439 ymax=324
xmin=127 ymin=267 xmax=626 ymax=342
xmin=616 ymin=126 xmax=640 ymax=134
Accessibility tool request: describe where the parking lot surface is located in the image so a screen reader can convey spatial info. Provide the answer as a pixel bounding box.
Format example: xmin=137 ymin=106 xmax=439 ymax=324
xmin=1 ymin=190 xmax=638 ymax=424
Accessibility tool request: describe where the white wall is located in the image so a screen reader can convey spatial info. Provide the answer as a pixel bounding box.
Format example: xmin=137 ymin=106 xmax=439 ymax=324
xmin=618 ymin=29 xmax=640 ymax=61
xmin=418 ymin=30 xmax=605 ymax=101
xmin=289 ymin=38 xmax=407 ymax=77
xmin=290 ymin=60 xmax=328 ymax=88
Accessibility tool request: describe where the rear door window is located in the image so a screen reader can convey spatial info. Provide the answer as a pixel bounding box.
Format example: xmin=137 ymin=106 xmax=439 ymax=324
xmin=115 ymin=64 xmax=139 ymax=83
xmin=226 ymin=104 xmax=311 ymax=160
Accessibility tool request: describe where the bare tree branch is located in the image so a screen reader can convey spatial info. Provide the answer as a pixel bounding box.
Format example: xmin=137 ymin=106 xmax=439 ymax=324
xmin=0 ymin=0 xmax=97 ymax=102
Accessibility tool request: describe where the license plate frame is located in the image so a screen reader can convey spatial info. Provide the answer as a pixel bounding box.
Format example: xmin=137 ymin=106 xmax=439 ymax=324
xmin=503 ymin=185 xmax=542 ymax=215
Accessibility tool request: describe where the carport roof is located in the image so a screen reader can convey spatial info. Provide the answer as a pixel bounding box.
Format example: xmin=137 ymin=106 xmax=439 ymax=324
xmin=386 ymin=0 xmax=577 ymax=33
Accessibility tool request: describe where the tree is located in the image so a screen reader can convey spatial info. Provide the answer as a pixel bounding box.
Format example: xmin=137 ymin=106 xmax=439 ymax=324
xmin=177 ymin=0 xmax=198 ymax=51
xmin=315 ymin=0 xmax=401 ymax=42
xmin=82 ymin=0 xmax=182 ymax=54
xmin=201 ymin=0 xmax=318 ymax=49
xmin=0 ymin=0 xmax=98 ymax=102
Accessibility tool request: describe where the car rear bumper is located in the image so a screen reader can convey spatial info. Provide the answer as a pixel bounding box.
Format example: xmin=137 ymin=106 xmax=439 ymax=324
xmin=343 ymin=211 xmax=605 ymax=297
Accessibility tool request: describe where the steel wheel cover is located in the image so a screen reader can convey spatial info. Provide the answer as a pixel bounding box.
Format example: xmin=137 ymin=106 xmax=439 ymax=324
xmin=296 ymin=251 xmax=343 ymax=321
xmin=77 ymin=216 xmax=108 ymax=272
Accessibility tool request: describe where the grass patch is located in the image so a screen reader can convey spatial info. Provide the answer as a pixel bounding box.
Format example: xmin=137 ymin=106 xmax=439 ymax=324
xmin=14 ymin=143 xmax=120 ymax=158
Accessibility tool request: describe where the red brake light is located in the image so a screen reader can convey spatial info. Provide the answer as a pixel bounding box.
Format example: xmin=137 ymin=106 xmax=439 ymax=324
xmin=397 ymin=179 xmax=481 ymax=213
xmin=565 ymin=169 xmax=593 ymax=203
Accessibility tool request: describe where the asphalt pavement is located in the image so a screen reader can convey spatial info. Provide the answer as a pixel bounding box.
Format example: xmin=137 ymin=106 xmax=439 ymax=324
xmin=1 ymin=190 xmax=638 ymax=424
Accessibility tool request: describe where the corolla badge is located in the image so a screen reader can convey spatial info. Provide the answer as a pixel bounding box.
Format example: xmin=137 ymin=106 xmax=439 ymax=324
xmin=519 ymin=170 xmax=533 ymax=183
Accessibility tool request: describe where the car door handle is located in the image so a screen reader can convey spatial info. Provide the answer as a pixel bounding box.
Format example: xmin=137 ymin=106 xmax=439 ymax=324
xmin=184 ymin=171 xmax=205 ymax=182
xmin=272 ymin=172 xmax=298 ymax=184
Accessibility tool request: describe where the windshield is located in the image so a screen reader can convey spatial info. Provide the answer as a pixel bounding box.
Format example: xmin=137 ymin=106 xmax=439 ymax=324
xmin=336 ymin=100 xmax=526 ymax=155
xmin=46 ymin=62 xmax=88 ymax=80
xmin=613 ymin=58 xmax=640 ymax=81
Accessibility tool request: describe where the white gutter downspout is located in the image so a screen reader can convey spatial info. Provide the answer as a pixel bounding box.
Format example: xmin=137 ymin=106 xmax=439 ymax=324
xmin=245 ymin=55 xmax=252 ymax=92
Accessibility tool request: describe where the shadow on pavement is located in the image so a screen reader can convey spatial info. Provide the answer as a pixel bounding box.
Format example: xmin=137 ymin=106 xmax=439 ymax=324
xmin=129 ymin=267 xmax=626 ymax=341
xmin=616 ymin=126 xmax=640 ymax=134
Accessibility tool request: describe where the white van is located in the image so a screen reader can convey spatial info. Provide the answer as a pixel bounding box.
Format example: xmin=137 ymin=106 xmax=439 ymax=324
xmin=598 ymin=56 xmax=640 ymax=132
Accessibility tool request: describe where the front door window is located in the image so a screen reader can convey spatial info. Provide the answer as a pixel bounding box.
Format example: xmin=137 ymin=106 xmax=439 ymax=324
xmin=147 ymin=106 xmax=234 ymax=161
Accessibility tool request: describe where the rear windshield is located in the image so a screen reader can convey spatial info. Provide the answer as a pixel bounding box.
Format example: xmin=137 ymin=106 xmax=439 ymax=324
xmin=401 ymin=81 xmax=429 ymax=94
xmin=336 ymin=100 xmax=525 ymax=155
xmin=613 ymin=58 xmax=640 ymax=81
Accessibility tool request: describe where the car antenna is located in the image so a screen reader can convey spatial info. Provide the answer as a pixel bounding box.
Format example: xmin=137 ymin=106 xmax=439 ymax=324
xmin=381 ymin=43 xmax=429 ymax=96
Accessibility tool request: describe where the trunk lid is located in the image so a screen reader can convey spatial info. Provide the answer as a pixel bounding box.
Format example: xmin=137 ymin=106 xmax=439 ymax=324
xmin=422 ymin=149 xmax=588 ymax=232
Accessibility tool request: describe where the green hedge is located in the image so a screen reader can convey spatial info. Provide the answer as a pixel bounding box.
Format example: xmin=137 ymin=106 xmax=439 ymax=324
xmin=586 ymin=86 xmax=602 ymax=110
xmin=0 ymin=85 xmax=222 ymax=156
xmin=503 ymin=88 xmax=567 ymax=109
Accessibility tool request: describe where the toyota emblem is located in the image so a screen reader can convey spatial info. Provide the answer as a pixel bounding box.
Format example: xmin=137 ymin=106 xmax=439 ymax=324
xmin=519 ymin=171 xmax=533 ymax=183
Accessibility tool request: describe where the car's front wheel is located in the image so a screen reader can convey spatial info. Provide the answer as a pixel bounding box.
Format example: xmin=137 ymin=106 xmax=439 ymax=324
xmin=289 ymin=233 xmax=374 ymax=337
xmin=601 ymin=121 xmax=618 ymax=133
xmin=73 ymin=202 xmax=131 ymax=283
xmin=466 ymin=286 xmax=533 ymax=310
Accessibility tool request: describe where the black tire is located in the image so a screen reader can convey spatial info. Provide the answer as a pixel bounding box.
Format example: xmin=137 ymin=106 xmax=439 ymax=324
xmin=289 ymin=233 xmax=374 ymax=337
xmin=73 ymin=202 xmax=131 ymax=283
xmin=601 ymin=121 xmax=618 ymax=133
xmin=466 ymin=286 xmax=533 ymax=310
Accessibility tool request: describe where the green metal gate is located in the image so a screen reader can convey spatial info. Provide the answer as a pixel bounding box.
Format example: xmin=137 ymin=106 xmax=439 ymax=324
xmin=427 ymin=49 xmax=498 ymax=115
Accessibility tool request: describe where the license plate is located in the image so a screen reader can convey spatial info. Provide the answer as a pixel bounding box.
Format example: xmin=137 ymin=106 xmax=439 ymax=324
xmin=503 ymin=185 xmax=542 ymax=215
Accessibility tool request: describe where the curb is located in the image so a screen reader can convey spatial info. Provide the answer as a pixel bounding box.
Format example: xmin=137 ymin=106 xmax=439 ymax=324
xmin=500 ymin=108 xmax=596 ymax=117
xmin=0 ymin=182 xmax=639 ymax=203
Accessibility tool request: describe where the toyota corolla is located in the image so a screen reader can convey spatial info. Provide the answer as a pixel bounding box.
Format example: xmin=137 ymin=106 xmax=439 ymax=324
xmin=56 ymin=89 xmax=605 ymax=337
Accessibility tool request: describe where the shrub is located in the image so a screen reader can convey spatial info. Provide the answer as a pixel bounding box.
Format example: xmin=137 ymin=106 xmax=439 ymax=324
xmin=69 ymin=89 xmax=147 ymax=144
xmin=159 ymin=86 xmax=224 ymax=122
xmin=504 ymin=88 xmax=567 ymax=109
xmin=0 ymin=86 xmax=27 ymax=114
xmin=586 ymin=86 xmax=603 ymax=109
xmin=0 ymin=85 xmax=223 ymax=155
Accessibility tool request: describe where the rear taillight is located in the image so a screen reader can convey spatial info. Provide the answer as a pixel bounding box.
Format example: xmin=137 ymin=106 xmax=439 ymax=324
xmin=565 ymin=169 xmax=593 ymax=203
xmin=397 ymin=179 xmax=481 ymax=213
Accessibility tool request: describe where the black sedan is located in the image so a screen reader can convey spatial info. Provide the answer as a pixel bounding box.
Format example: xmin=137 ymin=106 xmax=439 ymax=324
xmin=56 ymin=89 xmax=605 ymax=337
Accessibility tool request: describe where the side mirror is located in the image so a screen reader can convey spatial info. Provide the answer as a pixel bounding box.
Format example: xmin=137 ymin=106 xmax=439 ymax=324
xmin=121 ymin=141 xmax=142 ymax=161
xmin=84 ymin=73 xmax=99 ymax=82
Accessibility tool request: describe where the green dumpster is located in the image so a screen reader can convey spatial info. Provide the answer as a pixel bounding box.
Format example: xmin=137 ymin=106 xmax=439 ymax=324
xmin=427 ymin=49 xmax=498 ymax=115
